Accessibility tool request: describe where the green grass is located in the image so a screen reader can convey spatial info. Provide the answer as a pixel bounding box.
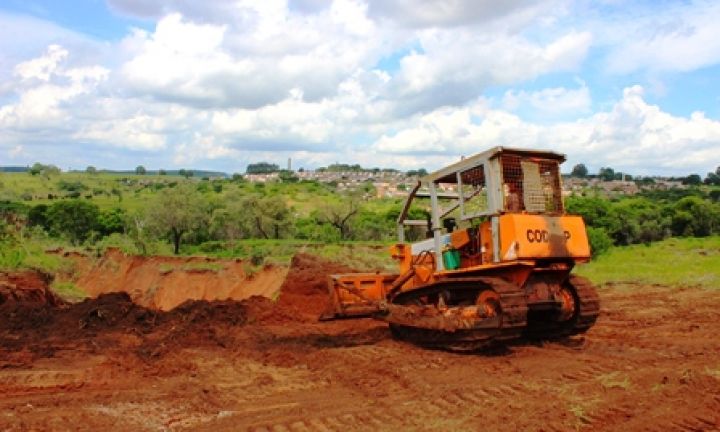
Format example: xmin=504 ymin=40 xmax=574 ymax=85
xmin=312 ymin=242 xmax=394 ymax=271
xmin=50 ymin=281 xmax=88 ymax=302
xmin=576 ymin=236 xmax=720 ymax=288
xmin=0 ymin=238 xmax=73 ymax=274
xmin=158 ymin=263 xmax=175 ymax=274
xmin=180 ymin=262 xmax=224 ymax=273
xmin=0 ymin=171 xmax=382 ymax=215
xmin=184 ymin=239 xmax=394 ymax=270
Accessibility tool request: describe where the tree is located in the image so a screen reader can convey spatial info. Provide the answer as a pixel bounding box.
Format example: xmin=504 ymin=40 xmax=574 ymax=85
xmin=564 ymin=196 xmax=612 ymax=227
xmin=704 ymin=172 xmax=720 ymax=186
xmin=29 ymin=163 xmax=60 ymax=177
xmin=406 ymin=168 xmax=428 ymax=177
xmin=257 ymin=196 xmax=292 ymax=239
xmin=29 ymin=163 xmax=43 ymax=176
xmin=135 ymin=165 xmax=147 ymax=175
xmin=571 ymin=163 xmax=588 ymax=178
xmin=671 ymin=196 xmax=718 ymax=236
xmin=210 ymin=195 xmax=254 ymax=240
xmin=586 ymin=227 xmax=613 ymax=256
xmin=598 ymin=167 xmax=615 ymax=181
xmin=28 ymin=204 xmax=49 ymax=229
xmin=246 ymin=162 xmax=280 ymax=174
xmin=278 ymin=170 xmax=299 ymax=183
xmin=710 ymin=190 xmax=720 ymax=202
xmin=682 ymin=174 xmax=702 ymax=186
xmin=316 ymin=194 xmax=361 ymax=240
xmin=86 ymin=166 xmax=97 ymax=175
xmin=159 ymin=169 xmax=167 ymax=176
xmin=224 ymin=195 xmax=292 ymax=239
xmin=145 ymin=184 xmax=209 ymax=254
xmin=46 ymin=200 xmax=100 ymax=244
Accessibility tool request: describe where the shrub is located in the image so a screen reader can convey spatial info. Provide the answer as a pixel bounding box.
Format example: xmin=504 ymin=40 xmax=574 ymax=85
xmin=46 ymin=200 xmax=100 ymax=244
xmin=586 ymin=227 xmax=613 ymax=257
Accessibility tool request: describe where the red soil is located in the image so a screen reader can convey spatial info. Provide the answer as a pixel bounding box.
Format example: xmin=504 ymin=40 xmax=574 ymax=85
xmin=74 ymin=248 xmax=289 ymax=311
xmin=1 ymin=255 xmax=719 ymax=431
xmin=0 ymin=271 xmax=62 ymax=308
xmin=274 ymin=252 xmax=357 ymax=321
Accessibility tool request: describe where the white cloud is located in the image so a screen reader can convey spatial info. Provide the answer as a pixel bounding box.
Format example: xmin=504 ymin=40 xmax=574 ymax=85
xmin=581 ymin=1 xmax=720 ymax=74
xmin=367 ymin=0 xmax=558 ymax=29
xmin=385 ymin=29 xmax=592 ymax=112
xmin=73 ymin=115 xmax=167 ymax=151
xmin=117 ymin=3 xmax=386 ymax=108
xmin=120 ymin=14 xmax=243 ymax=105
xmin=373 ymin=86 xmax=720 ymax=175
xmin=173 ymin=133 xmax=239 ymax=164
xmin=8 ymin=145 xmax=24 ymax=158
xmin=0 ymin=45 xmax=109 ymax=130
xmin=501 ymin=83 xmax=591 ymax=118
xmin=2 ymin=1 xmax=720 ymax=174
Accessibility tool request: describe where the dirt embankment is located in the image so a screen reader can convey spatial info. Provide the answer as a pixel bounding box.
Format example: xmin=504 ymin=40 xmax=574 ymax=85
xmin=1 ymin=254 xmax=720 ymax=431
xmin=0 ymin=253 xmax=341 ymax=365
xmin=0 ymin=271 xmax=62 ymax=308
xmin=72 ymin=248 xmax=289 ymax=311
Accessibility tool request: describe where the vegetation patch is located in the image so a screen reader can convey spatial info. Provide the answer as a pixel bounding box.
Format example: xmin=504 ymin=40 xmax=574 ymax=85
xmin=158 ymin=264 xmax=176 ymax=275
xmin=180 ymin=262 xmax=224 ymax=273
xmin=577 ymin=236 xmax=720 ymax=288
xmin=50 ymin=281 xmax=87 ymax=302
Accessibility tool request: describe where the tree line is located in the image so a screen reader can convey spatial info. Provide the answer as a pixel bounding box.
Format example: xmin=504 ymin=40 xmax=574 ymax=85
xmin=566 ymin=189 xmax=720 ymax=255
xmin=0 ymin=181 xmax=416 ymax=255
xmin=570 ymin=163 xmax=720 ymax=185
xmin=1 ymin=176 xmax=719 ymax=257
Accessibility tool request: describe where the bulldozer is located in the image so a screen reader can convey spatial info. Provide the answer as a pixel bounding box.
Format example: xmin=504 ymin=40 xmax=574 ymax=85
xmin=321 ymin=146 xmax=600 ymax=351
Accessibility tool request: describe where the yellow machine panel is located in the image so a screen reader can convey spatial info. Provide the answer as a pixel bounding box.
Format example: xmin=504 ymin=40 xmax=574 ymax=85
xmin=498 ymin=214 xmax=590 ymax=261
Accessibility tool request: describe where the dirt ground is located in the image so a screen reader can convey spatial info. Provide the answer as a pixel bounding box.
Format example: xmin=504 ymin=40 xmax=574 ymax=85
xmin=71 ymin=248 xmax=289 ymax=310
xmin=1 ymin=254 xmax=719 ymax=431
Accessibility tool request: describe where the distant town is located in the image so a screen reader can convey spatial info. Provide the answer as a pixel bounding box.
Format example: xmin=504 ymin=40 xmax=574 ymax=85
xmin=2 ymin=159 xmax=715 ymax=201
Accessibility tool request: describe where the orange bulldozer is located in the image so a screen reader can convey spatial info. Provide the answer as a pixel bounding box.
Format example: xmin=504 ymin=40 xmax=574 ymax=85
xmin=321 ymin=147 xmax=600 ymax=351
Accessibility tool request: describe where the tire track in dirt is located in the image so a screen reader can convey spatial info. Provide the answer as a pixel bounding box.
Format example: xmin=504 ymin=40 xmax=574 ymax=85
xmin=3 ymin=261 xmax=720 ymax=431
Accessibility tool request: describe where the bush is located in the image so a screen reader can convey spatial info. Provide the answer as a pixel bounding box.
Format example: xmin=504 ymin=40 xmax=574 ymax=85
xmin=671 ymin=196 xmax=718 ymax=237
xmin=97 ymin=208 xmax=126 ymax=236
xmin=46 ymin=200 xmax=100 ymax=244
xmin=28 ymin=204 xmax=48 ymax=229
xmin=586 ymin=227 xmax=613 ymax=257
xmin=198 ymin=241 xmax=226 ymax=253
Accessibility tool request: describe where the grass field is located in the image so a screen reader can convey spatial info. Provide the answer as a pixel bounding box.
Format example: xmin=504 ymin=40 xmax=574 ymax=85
xmin=577 ymin=236 xmax=720 ymax=289
xmin=0 ymin=171 xmax=356 ymax=214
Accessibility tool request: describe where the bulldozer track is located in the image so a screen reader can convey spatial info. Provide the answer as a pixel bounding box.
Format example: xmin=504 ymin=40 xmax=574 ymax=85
xmin=246 ymin=408 xmax=413 ymax=432
xmin=523 ymin=274 xmax=600 ymax=340
xmin=388 ymin=277 xmax=528 ymax=351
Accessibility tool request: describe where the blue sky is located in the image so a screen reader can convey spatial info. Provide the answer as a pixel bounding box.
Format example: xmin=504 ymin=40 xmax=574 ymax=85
xmin=0 ymin=0 xmax=719 ymax=176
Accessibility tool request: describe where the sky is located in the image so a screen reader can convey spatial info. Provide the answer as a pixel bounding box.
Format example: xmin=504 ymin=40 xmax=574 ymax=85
xmin=1 ymin=0 xmax=719 ymax=176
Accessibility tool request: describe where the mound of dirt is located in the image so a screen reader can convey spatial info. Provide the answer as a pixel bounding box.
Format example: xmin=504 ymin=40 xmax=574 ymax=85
xmin=0 ymin=282 xmax=279 ymax=365
xmin=0 ymin=253 xmax=364 ymax=362
xmin=0 ymin=271 xmax=62 ymax=308
xmin=74 ymin=248 xmax=289 ymax=311
xmin=275 ymin=253 xmax=358 ymax=321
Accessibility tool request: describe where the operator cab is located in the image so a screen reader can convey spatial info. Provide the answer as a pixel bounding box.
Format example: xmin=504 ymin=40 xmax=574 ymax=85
xmin=395 ymin=147 xmax=577 ymax=270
